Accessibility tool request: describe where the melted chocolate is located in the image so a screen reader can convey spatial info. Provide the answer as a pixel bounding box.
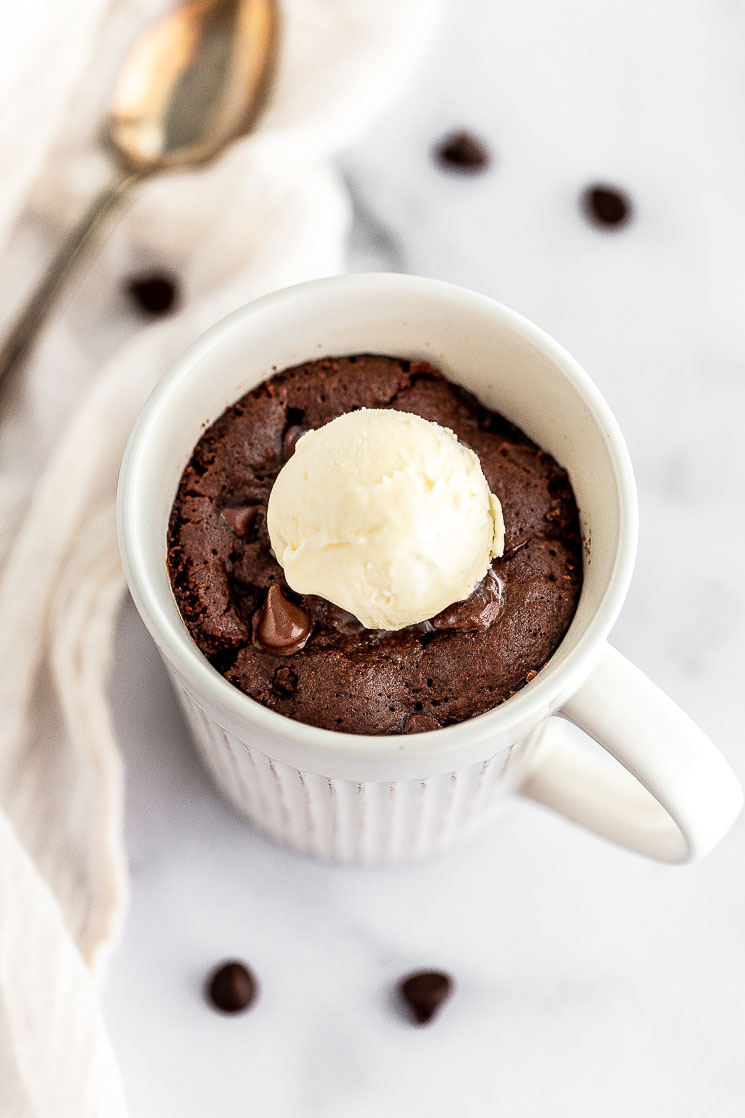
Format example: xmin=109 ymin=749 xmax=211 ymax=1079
xmin=253 ymin=585 xmax=313 ymax=655
xmin=432 ymin=571 xmax=502 ymax=632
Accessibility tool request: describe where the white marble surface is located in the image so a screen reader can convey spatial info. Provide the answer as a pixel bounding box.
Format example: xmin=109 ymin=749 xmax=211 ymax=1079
xmin=105 ymin=1 xmax=745 ymax=1114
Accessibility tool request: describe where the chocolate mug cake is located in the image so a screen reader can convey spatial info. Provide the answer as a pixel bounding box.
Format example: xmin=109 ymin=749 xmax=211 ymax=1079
xmin=166 ymin=354 xmax=582 ymax=734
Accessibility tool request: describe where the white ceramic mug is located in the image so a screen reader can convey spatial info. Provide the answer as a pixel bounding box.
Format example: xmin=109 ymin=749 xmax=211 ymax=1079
xmin=117 ymin=274 xmax=742 ymax=864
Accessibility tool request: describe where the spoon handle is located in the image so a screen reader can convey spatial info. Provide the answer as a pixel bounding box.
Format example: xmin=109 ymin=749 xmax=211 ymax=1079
xmin=0 ymin=171 xmax=141 ymax=388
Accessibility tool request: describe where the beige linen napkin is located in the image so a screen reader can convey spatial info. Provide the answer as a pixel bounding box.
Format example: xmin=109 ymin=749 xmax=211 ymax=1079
xmin=0 ymin=1 xmax=440 ymax=1113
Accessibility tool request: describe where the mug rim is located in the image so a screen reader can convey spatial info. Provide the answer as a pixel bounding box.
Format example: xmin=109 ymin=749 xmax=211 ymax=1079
xmin=117 ymin=273 xmax=639 ymax=762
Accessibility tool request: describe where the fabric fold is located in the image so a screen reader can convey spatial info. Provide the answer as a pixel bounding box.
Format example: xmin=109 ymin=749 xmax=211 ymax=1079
xmin=0 ymin=2 xmax=442 ymax=1112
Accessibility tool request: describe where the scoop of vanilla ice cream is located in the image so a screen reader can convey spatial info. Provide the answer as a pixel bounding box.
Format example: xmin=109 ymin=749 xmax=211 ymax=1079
xmin=267 ymin=409 xmax=505 ymax=631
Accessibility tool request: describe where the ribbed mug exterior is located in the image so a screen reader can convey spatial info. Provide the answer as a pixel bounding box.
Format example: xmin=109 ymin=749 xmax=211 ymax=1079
xmin=171 ymin=669 xmax=521 ymax=860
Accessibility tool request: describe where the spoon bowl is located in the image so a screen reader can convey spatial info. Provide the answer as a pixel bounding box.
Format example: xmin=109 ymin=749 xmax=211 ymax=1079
xmin=0 ymin=0 xmax=280 ymax=388
xmin=110 ymin=0 xmax=278 ymax=173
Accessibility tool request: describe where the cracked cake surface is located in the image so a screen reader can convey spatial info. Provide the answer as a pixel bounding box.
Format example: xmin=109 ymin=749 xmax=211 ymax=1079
xmin=167 ymin=354 xmax=583 ymax=734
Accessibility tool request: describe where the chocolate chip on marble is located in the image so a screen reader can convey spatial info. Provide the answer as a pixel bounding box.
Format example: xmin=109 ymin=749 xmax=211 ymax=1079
xmin=581 ymin=185 xmax=633 ymax=228
xmin=432 ymin=572 xmax=502 ymax=631
xmin=404 ymin=713 xmax=441 ymax=734
xmin=399 ymin=971 xmax=454 ymax=1024
xmin=253 ymin=584 xmax=313 ymax=655
xmin=206 ymin=961 xmax=258 ymax=1014
xmin=126 ymin=273 xmax=179 ymax=315
xmin=435 ymin=130 xmax=491 ymax=172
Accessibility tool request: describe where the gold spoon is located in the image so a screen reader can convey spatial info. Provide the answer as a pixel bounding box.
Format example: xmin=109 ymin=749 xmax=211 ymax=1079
xmin=0 ymin=0 xmax=279 ymax=384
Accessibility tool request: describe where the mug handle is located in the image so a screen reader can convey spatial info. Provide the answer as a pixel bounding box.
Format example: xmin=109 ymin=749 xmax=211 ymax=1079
xmin=518 ymin=644 xmax=742 ymax=863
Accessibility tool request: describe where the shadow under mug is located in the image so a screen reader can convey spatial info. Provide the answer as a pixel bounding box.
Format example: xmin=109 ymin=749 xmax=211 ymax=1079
xmin=117 ymin=274 xmax=742 ymax=864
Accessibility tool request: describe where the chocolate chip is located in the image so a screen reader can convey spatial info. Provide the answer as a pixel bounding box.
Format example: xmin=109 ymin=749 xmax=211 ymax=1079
xmin=399 ymin=971 xmax=454 ymax=1024
xmin=282 ymin=425 xmax=305 ymax=460
xmin=404 ymin=713 xmax=440 ymax=734
xmin=127 ymin=273 xmax=179 ymax=315
xmin=581 ymin=185 xmax=632 ymax=228
xmin=435 ymin=130 xmax=491 ymax=172
xmin=253 ymin=584 xmax=313 ymax=655
xmin=220 ymin=506 xmax=263 ymax=539
xmin=432 ymin=572 xmax=502 ymax=631
xmin=206 ymin=961 xmax=258 ymax=1014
